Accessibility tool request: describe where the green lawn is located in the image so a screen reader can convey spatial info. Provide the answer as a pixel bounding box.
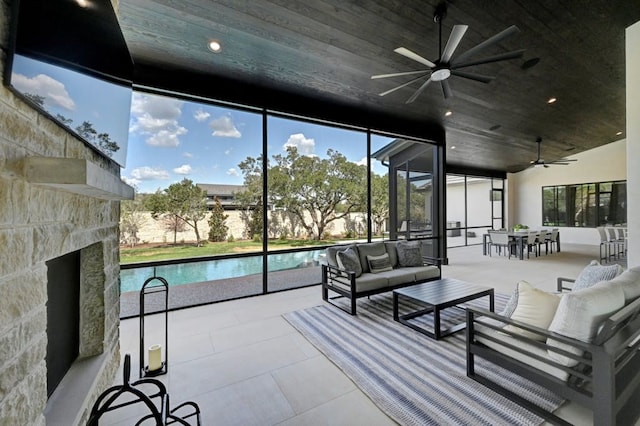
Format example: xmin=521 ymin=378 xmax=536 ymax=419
xmin=119 ymin=238 xmax=336 ymax=264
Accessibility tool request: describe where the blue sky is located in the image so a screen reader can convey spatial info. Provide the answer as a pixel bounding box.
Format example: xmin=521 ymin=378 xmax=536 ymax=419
xmin=10 ymin=55 xmax=392 ymax=193
xmin=123 ymin=92 xmax=392 ymax=193
xmin=11 ymin=55 xmax=131 ymax=166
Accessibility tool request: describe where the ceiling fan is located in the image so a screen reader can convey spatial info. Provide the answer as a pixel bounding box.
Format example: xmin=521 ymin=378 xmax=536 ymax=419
xmin=371 ymin=3 xmax=525 ymax=103
xmin=530 ymin=137 xmax=578 ymax=168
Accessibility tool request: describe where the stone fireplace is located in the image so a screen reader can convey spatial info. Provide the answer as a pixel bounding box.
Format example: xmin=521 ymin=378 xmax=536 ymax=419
xmin=0 ymin=3 xmax=131 ymax=424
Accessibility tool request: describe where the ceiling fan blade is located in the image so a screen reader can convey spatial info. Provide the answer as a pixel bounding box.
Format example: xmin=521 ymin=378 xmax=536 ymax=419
xmin=441 ymin=25 xmax=468 ymax=63
xmin=450 ymin=70 xmax=494 ymax=83
xmin=441 ymin=80 xmax=452 ymax=99
xmin=371 ymin=70 xmax=430 ymax=79
xmin=453 ymin=25 xmax=520 ymax=64
xmin=452 ymin=49 xmax=526 ymax=69
xmin=406 ymin=77 xmax=433 ymax=103
xmin=378 ymin=74 xmax=429 ymax=96
xmin=394 ymin=47 xmax=437 ymax=68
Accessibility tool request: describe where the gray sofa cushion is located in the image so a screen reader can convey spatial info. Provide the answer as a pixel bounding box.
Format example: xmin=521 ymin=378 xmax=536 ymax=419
xmin=326 ymin=244 xmax=356 ymax=267
xmin=376 ymin=269 xmax=416 ymax=287
xmin=336 ymin=247 xmax=363 ymax=277
xmin=384 ymin=241 xmax=400 ymax=268
xmin=404 ymin=265 xmax=440 ymax=282
xmin=397 ymin=240 xmax=423 ymax=267
xmin=337 ymin=273 xmax=389 ymax=293
xmin=357 ymin=242 xmax=387 ymax=273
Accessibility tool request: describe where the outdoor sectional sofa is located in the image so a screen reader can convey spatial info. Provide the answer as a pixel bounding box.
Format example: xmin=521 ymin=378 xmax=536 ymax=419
xmin=466 ymin=262 xmax=640 ymax=426
xmin=321 ymin=240 xmax=441 ymax=315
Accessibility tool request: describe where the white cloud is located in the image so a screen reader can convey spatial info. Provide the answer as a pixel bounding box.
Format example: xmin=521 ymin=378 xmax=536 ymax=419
xmin=194 ymin=109 xmax=210 ymax=122
xmin=224 ymin=148 xmax=232 ymax=155
xmin=210 ymin=115 xmax=241 ymax=138
xmin=130 ymin=166 xmax=170 ymax=180
xmin=122 ymin=177 xmax=140 ymax=188
xmin=226 ymin=168 xmax=239 ymax=176
xmin=182 ymin=152 xmax=193 ymax=158
xmin=11 ymin=73 xmax=75 ymax=110
xmin=129 ymin=93 xmax=188 ymax=147
xmin=355 ymin=157 xmax=368 ymax=166
xmin=284 ymin=133 xmax=315 ymax=156
xmin=173 ymin=164 xmax=192 ymax=175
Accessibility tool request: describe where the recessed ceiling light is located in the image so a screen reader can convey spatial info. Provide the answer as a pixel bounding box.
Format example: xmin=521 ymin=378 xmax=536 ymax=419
xmin=76 ymin=0 xmax=89 ymax=7
xmin=208 ymin=40 xmax=222 ymax=53
xmin=616 ymin=131 xmax=623 ymax=136
xmin=547 ymin=97 xmax=557 ymax=104
xmin=445 ymin=110 xmax=452 ymax=117
xmin=451 ymin=146 xmax=456 ymax=150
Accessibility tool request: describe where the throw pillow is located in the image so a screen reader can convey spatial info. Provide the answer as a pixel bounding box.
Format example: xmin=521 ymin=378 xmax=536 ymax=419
xmin=547 ymin=281 xmax=625 ymax=366
xmin=607 ymin=268 xmax=640 ymax=303
xmin=503 ymin=281 xmax=561 ymax=341
xmin=396 ymin=241 xmax=423 ymax=267
xmin=336 ymin=247 xmax=363 ymax=277
xmin=367 ymin=253 xmax=393 ymax=273
xmin=326 ymin=245 xmax=355 ymax=267
xmin=572 ymin=260 xmax=623 ymax=291
xmin=499 ymin=284 xmax=520 ymax=318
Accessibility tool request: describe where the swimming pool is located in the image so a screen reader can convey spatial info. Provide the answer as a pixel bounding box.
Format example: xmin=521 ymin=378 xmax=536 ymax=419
xmin=120 ymin=250 xmax=324 ymax=293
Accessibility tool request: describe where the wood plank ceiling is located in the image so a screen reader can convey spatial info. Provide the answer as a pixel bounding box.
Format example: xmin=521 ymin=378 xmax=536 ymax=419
xmin=117 ymin=0 xmax=640 ymax=173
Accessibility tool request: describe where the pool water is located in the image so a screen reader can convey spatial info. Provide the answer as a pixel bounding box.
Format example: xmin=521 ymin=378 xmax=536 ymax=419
xmin=120 ymin=250 xmax=324 ymax=293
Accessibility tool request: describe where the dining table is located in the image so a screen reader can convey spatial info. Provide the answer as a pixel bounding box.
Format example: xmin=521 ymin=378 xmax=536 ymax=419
xmin=483 ymin=230 xmax=560 ymax=260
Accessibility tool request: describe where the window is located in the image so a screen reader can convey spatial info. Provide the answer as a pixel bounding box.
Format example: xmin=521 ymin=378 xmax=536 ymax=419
xmin=542 ymin=181 xmax=626 ymax=227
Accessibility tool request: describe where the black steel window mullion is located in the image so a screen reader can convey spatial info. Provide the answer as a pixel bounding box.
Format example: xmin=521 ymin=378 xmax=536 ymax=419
xmin=262 ymin=110 xmax=268 ymax=294
xmin=367 ymin=131 xmax=372 ymax=242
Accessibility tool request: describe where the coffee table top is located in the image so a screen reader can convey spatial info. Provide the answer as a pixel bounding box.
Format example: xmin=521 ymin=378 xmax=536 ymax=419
xmin=393 ymin=278 xmax=493 ymax=306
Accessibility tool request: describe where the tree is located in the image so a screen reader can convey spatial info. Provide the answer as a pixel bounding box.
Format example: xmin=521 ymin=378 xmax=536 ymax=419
xmin=161 ymin=214 xmax=187 ymax=244
xmin=238 ymin=146 xmax=367 ymax=240
xmin=208 ymin=197 xmax=229 ymax=242
xmin=145 ymin=179 xmax=208 ymax=245
xmin=370 ymin=172 xmax=390 ymax=235
xmin=119 ymin=188 xmax=147 ymax=247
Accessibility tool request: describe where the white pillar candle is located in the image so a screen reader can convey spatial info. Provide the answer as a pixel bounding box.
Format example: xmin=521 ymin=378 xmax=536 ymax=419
xmin=148 ymin=344 xmax=162 ymax=371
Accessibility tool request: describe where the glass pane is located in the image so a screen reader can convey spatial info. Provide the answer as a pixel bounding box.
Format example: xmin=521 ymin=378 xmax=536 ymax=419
xmin=265 ymin=116 xmax=367 ymax=291
xmin=466 ymin=177 xmax=492 ymax=227
xmin=446 ymin=175 xmax=465 ymax=247
xmin=371 ymin=134 xmax=393 ymax=241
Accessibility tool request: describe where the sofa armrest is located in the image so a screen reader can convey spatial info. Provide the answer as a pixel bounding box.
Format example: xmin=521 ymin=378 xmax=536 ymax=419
xmin=421 ymin=256 xmax=443 ymax=268
xmin=322 ymin=264 xmax=357 ymax=292
xmin=556 ymin=277 xmax=575 ymax=292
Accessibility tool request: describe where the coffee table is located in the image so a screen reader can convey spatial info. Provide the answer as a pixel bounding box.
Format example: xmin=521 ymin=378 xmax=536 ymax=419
xmin=393 ymin=278 xmax=494 ymax=340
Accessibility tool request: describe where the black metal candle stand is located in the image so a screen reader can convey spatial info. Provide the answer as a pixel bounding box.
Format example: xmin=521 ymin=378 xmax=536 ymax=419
xmin=139 ymin=274 xmax=169 ymax=378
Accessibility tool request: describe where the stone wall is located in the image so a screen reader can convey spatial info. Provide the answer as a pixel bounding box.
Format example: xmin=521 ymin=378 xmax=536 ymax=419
xmin=0 ymin=1 xmax=123 ymax=424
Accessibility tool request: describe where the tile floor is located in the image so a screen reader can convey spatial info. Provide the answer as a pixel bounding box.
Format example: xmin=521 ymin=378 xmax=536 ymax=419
xmin=104 ymin=243 xmax=627 ymax=425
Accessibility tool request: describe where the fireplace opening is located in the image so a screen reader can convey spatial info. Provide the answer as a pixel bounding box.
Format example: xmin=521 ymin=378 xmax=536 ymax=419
xmin=46 ymin=250 xmax=80 ymax=397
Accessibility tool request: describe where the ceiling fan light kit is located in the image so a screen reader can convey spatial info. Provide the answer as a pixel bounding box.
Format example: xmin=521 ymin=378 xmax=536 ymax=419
xmin=372 ymin=3 xmax=524 ymax=103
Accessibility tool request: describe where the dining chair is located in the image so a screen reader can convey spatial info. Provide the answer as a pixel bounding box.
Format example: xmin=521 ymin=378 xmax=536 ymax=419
xmin=597 ymin=227 xmax=617 ymax=262
xmin=606 ymin=227 xmax=625 ymax=259
xmin=489 ymin=231 xmax=516 ymax=259
xmin=537 ymin=230 xmax=548 ymax=255
xmin=546 ymin=228 xmax=559 ymax=253
xmin=526 ymin=231 xmax=538 ymax=258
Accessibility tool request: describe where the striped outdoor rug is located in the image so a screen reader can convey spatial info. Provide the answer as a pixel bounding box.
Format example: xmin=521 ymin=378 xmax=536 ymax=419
xmin=284 ymin=292 xmax=564 ymax=425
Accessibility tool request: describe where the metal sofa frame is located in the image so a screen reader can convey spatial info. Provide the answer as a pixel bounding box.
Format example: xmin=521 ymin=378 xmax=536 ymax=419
xmin=321 ymin=255 xmax=441 ymax=315
xmin=466 ymin=293 xmax=640 ymax=426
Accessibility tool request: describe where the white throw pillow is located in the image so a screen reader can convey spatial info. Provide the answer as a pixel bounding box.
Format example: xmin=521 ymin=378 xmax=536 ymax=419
xmin=547 ymin=281 xmax=625 ymax=367
xmin=503 ymin=281 xmax=561 ymax=341
xmin=607 ymin=268 xmax=640 ymax=303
